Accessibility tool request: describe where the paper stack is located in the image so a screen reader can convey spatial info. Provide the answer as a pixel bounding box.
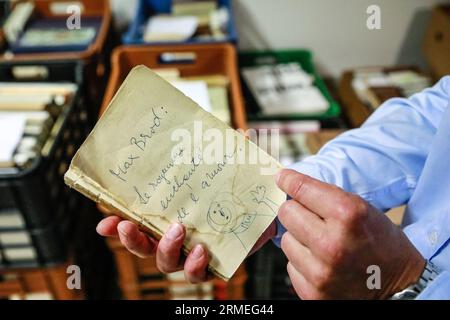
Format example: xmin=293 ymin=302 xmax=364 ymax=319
xmin=351 ymin=67 xmax=432 ymax=110
xmin=242 ymin=63 xmax=329 ymax=116
xmin=0 ymin=82 xmax=76 ymax=170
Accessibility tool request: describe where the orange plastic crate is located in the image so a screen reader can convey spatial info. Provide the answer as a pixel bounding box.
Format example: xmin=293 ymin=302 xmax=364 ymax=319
xmin=1 ymin=0 xmax=111 ymax=63
xmin=100 ymin=43 xmax=247 ymax=130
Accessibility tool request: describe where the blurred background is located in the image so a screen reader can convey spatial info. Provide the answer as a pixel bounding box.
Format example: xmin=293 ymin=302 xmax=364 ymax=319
xmin=0 ymin=0 xmax=448 ymax=300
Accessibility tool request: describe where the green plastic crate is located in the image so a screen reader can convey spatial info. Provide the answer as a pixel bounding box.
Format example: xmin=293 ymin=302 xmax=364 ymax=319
xmin=238 ymin=49 xmax=341 ymax=121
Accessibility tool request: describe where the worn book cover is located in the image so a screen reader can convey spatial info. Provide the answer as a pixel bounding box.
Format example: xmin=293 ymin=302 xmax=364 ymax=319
xmin=64 ymin=65 xmax=285 ymax=280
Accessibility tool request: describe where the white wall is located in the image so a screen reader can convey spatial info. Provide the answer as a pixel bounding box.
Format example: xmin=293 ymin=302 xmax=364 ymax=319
xmin=108 ymin=0 xmax=449 ymax=78
xmin=234 ymin=0 xmax=449 ymax=77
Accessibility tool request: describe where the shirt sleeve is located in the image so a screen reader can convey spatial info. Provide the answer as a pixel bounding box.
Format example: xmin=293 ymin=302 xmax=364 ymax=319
xmin=273 ymin=76 xmax=450 ymax=247
xmin=417 ymin=271 xmax=450 ymax=299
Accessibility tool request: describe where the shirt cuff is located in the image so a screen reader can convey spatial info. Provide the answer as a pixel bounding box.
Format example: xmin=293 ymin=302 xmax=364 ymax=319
xmin=416 ymin=270 xmax=450 ymax=300
xmin=272 ymin=206 xmax=288 ymax=247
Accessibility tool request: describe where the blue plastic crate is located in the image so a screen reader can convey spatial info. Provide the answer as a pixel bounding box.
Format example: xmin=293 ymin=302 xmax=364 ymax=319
xmin=122 ymin=0 xmax=238 ymax=45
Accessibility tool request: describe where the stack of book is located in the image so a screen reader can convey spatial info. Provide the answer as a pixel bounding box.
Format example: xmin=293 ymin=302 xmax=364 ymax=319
xmin=141 ymin=0 xmax=231 ymax=43
xmin=0 ymin=78 xmax=83 ymax=272
xmin=241 ymin=62 xmax=329 ymax=117
xmin=2 ymin=1 xmax=101 ymax=54
xmin=0 ymin=82 xmax=77 ymax=172
xmin=351 ymin=68 xmax=432 ymax=110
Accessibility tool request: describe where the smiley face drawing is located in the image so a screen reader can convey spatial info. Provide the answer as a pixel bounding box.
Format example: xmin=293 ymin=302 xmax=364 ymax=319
xmin=207 ymin=192 xmax=260 ymax=250
xmin=207 ymin=193 xmax=243 ymax=234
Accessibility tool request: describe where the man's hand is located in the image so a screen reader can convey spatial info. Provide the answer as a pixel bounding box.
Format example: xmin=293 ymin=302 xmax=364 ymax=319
xmin=97 ymin=217 xmax=209 ymax=283
xmin=96 ymin=215 xmax=276 ymax=283
xmin=276 ymin=169 xmax=426 ymax=299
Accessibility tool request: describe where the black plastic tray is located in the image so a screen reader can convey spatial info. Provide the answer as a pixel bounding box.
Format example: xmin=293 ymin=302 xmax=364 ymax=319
xmin=0 ymin=213 xmax=73 ymax=269
xmin=0 ymin=61 xmax=89 ymax=230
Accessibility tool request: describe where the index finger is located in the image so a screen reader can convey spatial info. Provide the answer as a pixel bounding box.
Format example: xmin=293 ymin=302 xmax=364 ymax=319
xmin=276 ymin=169 xmax=348 ymax=219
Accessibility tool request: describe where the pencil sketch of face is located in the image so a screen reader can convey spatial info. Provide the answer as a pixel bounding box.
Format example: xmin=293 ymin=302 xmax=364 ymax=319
xmin=207 ymin=193 xmax=244 ymax=233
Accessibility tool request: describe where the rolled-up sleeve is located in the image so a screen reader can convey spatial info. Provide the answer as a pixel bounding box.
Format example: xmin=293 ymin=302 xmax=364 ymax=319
xmin=273 ymin=76 xmax=450 ymax=247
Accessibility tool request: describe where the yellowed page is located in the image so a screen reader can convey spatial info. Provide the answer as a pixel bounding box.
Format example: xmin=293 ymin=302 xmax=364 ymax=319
xmin=64 ymin=65 xmax=285 ymax=280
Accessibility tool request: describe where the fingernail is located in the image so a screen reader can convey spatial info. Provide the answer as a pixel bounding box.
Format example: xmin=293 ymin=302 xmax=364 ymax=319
xmin=166 ymin=223 xmax=183 ymax=240
xmin=191 ymin=245 xmax=204 ymax=259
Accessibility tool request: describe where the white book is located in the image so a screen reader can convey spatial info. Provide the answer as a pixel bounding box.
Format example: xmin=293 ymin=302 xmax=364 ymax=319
xmin=242 ymin=63 xmax=329 ymax=115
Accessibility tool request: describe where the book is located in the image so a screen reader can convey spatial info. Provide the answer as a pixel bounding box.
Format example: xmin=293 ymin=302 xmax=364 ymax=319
xmin=144 ymin=15 xmax=199 ymax=42
xmin=0 ymin=114 xmax=26 ymax=168
xmin=2 ymin=1 xmax=34 ymax=44
xmin=351 ymin=68 xmax=432 ymax=110
xmin=64 ymin=66 xmax=285 ymax=280
xmin=365 ymin=86 xmax=403 ymax=110
xmin=11 ymin=18 xmax=101 ymax=53
xmin=242 ymin=63 xmax=329 ymax=116
xmin=0 ymin=81 xmax=76 ymax=169
xmin=20 ymin=27 xmax=96 ymax=47
xmin=172 ymin=0 xmax=217 ymax=27
xmin=0 ymin=82 xmax=76 ymax=111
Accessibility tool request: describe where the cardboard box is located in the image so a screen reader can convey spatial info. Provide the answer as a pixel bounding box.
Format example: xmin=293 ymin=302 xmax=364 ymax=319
xmin=423 ymin=5 xmax=450 ymax=80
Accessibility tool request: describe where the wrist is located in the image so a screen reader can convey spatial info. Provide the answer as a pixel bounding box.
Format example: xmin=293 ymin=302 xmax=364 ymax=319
xmin=403 ymin=255 xmax=427 ymax=289
xmin=389 ymin=259 xmax=443 ymax=300
xmin=384 ymin=252 xmax=426 ymax=299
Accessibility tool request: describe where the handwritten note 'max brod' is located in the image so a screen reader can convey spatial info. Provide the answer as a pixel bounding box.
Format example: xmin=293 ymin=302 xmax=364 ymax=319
xmin=64 ymin=66 xmax=285 ymax=280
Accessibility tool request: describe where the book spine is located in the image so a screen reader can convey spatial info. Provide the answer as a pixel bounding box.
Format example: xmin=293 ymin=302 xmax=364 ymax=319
xmin=64 ymin=165 xmax=230 ymax=282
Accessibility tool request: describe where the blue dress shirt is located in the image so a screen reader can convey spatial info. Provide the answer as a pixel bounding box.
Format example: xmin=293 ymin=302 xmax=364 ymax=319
xmin=274 ymin=76 xmax=450 ymax=299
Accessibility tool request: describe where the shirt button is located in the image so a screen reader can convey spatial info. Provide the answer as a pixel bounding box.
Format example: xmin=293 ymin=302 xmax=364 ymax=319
xmin=428 ymin=230 xmax=439 ymax=246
